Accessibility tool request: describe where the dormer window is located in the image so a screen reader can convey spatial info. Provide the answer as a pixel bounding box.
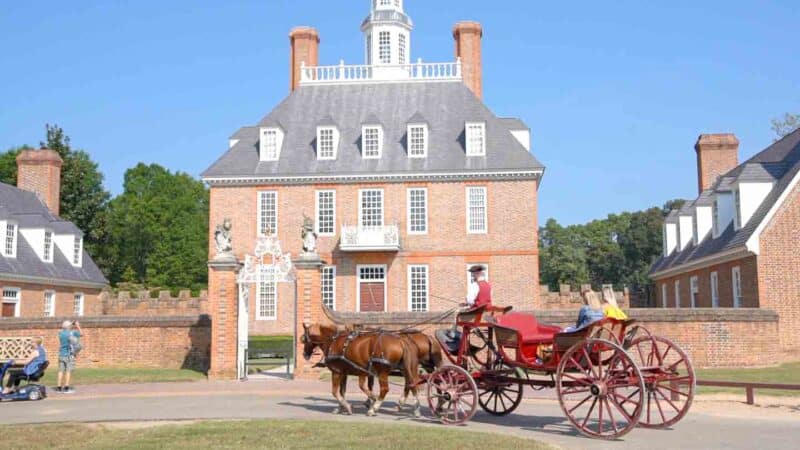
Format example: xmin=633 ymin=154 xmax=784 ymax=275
xmin=317 ymin=126 xmax=339 ymax=160
xmin=408 ymin=124 xmax=428 ymax=158
xmin=259 ymin=127 xmax=283 ymax=162
xmin=712 ymin=199 xmax=720 ymax=238
xmin=362 ymin=126 xmax=383 ymax=159
xmin=466 ymin=122 xmax=486 ymax=156
xmin=379 ymin=31 xmax=391 ymax=64
xmin=43 ymin=230 xmax=53 ymax=263
xmin=3 ymin=223 xmax=17 ymax=258
xmin=73 ymin=236 xmax=83 ymax=266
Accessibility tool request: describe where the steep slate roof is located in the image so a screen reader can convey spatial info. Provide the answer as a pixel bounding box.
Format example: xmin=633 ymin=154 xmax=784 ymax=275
xmin=651 ymin=129 xmax=800 ymax=275
xmin=0 ymin=182 xmax=108 ymax=286
xmin=202 ymin=82 xmax=543 ymax=180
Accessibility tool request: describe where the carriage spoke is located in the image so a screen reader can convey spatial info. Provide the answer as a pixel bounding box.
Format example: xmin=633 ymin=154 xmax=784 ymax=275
xmin=611 ymin=389 xmax=641 ymax=411
xmin=562 ymin=386 xmax=592 ymax=396
xmin=608 ymin=395 xmax=634 ymax=423
xmin=604 ymin=398 xmax=620 ymax=434
xmin=568 ymin=394 xmax=594 ymax=414
xmin=666 ymin=357 xmax=686 ymax=373
xmin=581 ymin=397 xmax=598 ymax=429
xmin=598 ymin=396 xmax=604 ymax=435
xmin=653 ymin=389 xmax=668 ymax=423
xmin=655 ymin=386 xmax=683 ymax=413
xmin=561 ymin=372 xmax=593 ymax=386
xmin=581 ymin=347 xmax=599 ymax=379
xmin=660 ymin=345 xmax=672 ymax=366
xmin=658 ymin=383 xmax=690 ymax=398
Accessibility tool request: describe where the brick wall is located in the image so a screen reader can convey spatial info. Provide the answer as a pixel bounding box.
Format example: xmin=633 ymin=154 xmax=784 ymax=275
xmin=101 ymin=290 xmax=208 ymax=316
xmin=0 ymin=316 xmax=210 ymax=371
xmin=653 ymin=255 xmax=758 ymax=309
xmin=334 ymin=308 xmax=780 ymax=368
xmin=539 ymin=284 xmax=630 ymax=310
xmin=758 ymin=179 xmax=800 ymax=353
xmin=0 ymin=282 xmax=103 ymax=318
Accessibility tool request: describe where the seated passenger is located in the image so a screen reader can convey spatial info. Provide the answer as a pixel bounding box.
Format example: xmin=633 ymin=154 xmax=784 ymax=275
xmin=2 ymin=337 xmax=47 ymax=394
xmin=562 ymin=289 xmax=604 ymax=333
xmin=602 ymin=286 xmax=628 ymax=320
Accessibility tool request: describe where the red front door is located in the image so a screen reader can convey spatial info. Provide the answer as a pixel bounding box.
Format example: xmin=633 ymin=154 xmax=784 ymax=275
xmin=359 ymin=265 xmax=386 ymax=312
xmin=1 ymin=303 xmax=15 ymax=317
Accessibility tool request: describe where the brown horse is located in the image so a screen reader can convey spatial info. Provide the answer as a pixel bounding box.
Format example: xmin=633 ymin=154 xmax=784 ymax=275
xmin=301 ymin=323 xmax=422 ymax=417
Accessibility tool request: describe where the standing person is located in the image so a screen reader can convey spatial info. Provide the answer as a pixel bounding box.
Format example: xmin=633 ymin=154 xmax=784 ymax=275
xmin=56 ymin=320 xmax=81 ymax=394
xmin=464 ymin=265 xmax=492 ymax=309
xmin=2 ymin=337 xmax=47 ymax=394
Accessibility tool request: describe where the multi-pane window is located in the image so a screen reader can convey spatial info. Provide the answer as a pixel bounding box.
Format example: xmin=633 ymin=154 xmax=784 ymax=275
xmin=407 ymin=188 xmax=428 ymax=234
xmin=43 ymin=291 xmax=55 ymax=317
xmin=316 ymin=191 xmax=336 ymax=235
xmin=74 ymin=293 xmax=84 ymax=317
xmin=732 ymin=266 xmax=742 ymax=308
xmin=408 ymin=265 xmax=429 ymax=312
xmin=661 ymin=283 xmax=668 ymax=308
xmin=690 ymin=276 xmax=699 ymax=308
xmin=258 ymin=191 xmax=278 ymax=235
xmin=2 ymin=288 xmax=19 ymax=317
xmin=43 ymin=231 xmax=53 ymax=262
xmin=379 ymin=31 xmax=391 ymax=64
xmin=73 ymin=236 xmax=82 ymax=265
xmin=710 ymin=272 xmax=719 ymax=308
xmin=4 ymin=224 xmax=16 ymax=257
xmin=398 ymin=33 xmax=407 ymax=65
xmin=257 ymin=276 xmax=277 ymax=320
xmin=318 ymin=127 xmax=336 ymax=160
xmin=712 ymin=198 xmax=719 ymax=237
xmin=260 ymin=128 xmax=279 ymax=161
xmin=408 ymin=125 xmax=427 ymax=157
xmin=674 ymin=280 xmax=681 ymax=308
xmin=466 ymin=187 xmax=488 ymax=233
xmin=360 ymin=189 xmax=384 ymax=229
xmin=466 ymin=122 xmax=486 ymax=156
xmin=363 ymin=127 xmax=382 ymax=158
xmin=734 ymin=189 xmax=742 ymax=229
xmin=321 ymin=266 xmax=336 ymax=310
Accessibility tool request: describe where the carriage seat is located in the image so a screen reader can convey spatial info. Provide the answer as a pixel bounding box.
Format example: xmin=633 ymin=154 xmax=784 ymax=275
xmin=496 ymin=313 xmax=561 ymax=345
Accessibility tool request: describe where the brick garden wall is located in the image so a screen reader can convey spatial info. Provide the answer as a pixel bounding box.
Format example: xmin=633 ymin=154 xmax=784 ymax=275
xmin=334 ymin=308 xmax=780 ymax=368
xmin=0 ymin=316 xmax=210 ymax=371
xmin=539 ymin=284 xmax=630 ymax=310
xmin=101 ymin=291 xmax=209 ymax=316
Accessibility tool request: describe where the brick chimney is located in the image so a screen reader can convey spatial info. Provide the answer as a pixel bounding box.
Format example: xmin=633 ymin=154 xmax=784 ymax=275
xmin=695 ymin=134 xmax=739 ymax=194
xmin=289 ymin=27 xmax=320 ymax=92
xmin=453 ymin=21 xmax=483 ymax=99
xmin=16 ymin=148 xmax=63 ymax=216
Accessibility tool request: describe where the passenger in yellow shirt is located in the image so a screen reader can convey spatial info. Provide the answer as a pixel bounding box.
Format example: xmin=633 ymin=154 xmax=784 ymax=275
xmin=601 ymin=286 xmax=628 ymax=320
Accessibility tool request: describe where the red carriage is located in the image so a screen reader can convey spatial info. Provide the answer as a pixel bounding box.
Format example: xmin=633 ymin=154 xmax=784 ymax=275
xmin=421 ymin=305 xmax=695 ymax=439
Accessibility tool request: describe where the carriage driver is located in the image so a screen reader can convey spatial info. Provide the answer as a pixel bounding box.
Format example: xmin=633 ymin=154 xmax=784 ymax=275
xmin=464 ymin=265 xmax=492 ymax=309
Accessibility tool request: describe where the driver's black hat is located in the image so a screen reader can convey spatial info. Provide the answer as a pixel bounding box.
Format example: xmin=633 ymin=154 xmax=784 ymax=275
xmin=468 ymin=265 xmax=485 ymax=273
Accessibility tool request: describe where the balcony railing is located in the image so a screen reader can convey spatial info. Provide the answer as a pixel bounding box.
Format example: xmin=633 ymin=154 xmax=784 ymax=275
xmin=299 ymin=59 xmax=462 ymax=86
xmin=340 ymin=224 xmax=400 ymax=252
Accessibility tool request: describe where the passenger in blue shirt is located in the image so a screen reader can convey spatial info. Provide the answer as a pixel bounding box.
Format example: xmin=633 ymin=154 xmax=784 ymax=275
xmin=563 ymin=290 xmax=605 ymax=333
xmin=2 ymin=337 xmax=47 ymax=393
xmin=57 ymin=320 xmax=82 ymax=394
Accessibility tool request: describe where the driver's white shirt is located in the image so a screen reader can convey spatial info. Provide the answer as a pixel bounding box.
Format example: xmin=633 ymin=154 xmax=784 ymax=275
xmin=466 ymin=280 xmax=481 ymax=306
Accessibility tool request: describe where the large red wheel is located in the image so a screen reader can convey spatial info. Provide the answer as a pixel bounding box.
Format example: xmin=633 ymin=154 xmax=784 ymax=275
xmin=427 ymin=365 xmax=479 ymax=425
xmin=557 ymin=338 xmax=645 ymax=440
xmin=627 ymin=335 xmax=695 ymax=428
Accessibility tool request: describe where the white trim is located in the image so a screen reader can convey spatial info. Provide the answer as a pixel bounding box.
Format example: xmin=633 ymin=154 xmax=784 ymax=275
xmin=407 ymin=187 xmax=428 ymax=235
xmin=661 ymin=283 xmax=668 ymax=309
xmin=358 ymin=188 xmax=385 ymax=229
xmin=257 ymin=191 xmax=278 ymax=236
xmin=43 ymin=229 xmax=54 ymax=263
xmin=466 ymin=186 xmax=488 ymax=234
xmin=2 ymin=222 xmax=17 ymax=258
xmin=73 ymin=292 xmax=85 ymax=317
xmin=43 ymin=290 xmax=56 ymax=317
xmin=689 ymin=275 xmax=698 ymax=308
xmin=746 ymin=168 xmax=800 ymax=254
xmin=315 ymin=190 xmax=336 ymax=236
xmin=356 ymin=264 xmax=388 ymax=313
xmin=1 ymin=287 xmax=21 ymax=317
xmin=407 ymin=123 xmax=428 ymax=158
xmin=0 ymin=273 xmax=106 ymax=290
xmin=316 ymin=126 xmax=339 ymax=160
xmin=674 ymin=280 xmax=681 ymax=309
xmin=407 ymin=264 xmax=429 ymax=312
xmin=256 ymin=279 xmax=278 ymax=321
xmin=732 ymin=266 xmax=742 ymax=308
xmin=203 ymin=169 xmax=544 ymax=186
xmin=465 ymin=122 xmax=487 ymax=157
xmin=650 ymin=247 xmax=751 ymax=279
xmin=362 ymin=125 xmax=383 ymax=159
xmin=321 ymin=266 xmax=336 ymax=310
xmin=710 ymin=272 xmax=719 ymax=308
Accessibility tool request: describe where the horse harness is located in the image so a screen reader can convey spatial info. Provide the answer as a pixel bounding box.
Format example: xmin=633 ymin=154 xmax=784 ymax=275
xmin=324 ymin=329 xmax=406 ymax=377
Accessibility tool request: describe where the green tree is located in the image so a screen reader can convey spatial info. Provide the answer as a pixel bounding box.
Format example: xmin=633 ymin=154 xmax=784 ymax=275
xmin=107 ymin=163 xmax=209 ymax=288
xmin=539 ymin=218 xmax=590 ymax=289
xmin=0 ymin=146 xmax=32 ymax=185
xmin=771 ymin=113 xmax=800 ymax=140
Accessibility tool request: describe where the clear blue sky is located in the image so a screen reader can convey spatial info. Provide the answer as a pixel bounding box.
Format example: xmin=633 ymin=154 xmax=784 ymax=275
xmin=1 ymin=0 xmax=798 ymax=225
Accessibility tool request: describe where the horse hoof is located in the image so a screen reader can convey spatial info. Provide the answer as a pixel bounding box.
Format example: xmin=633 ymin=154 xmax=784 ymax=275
xmin=345 ymin=406 xmax=353 ymax=415
xmin=367 ymin=409 xmax=376 ymax=417
xmin=332 ymin=407 xmax=341 ymax=415
xmin=396 ymin=405 xmax=403 ymax=412
xmin=413 ymin=410 xmax=422 ymax=418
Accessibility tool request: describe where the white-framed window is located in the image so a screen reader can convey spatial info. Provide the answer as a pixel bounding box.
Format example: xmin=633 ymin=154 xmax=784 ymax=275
xmin=674 ymin=280 xmax=681 ymax=308
xmin=710 ymin=272 xmax=719 ymax=308
xmin=734 ymin=188 xmax=743 ymax=229
xmin=73 ymin=292 xmax=85 ymax=317
xmin=43 ymin=290 xmax=55 ymax=317
xmin=465 ymin=122 xmax=486 ymax=156
xmin=257 ymin=276 xmax=277 ymax=320
xmin=732 ymin=266 xmax=742 ymax=308
xmin=315 ymin=190 xmax=336 ymax=236
xmin=2 ymin=288 xmax=20 ymax=318
xmin=3 ymin=223 xmax=17 ymax=258
xmin=712 ymin=198 xmax=720 ymax=238
xmin=398 ymin=33 xmax=407 ymax=65
xmin=466 ymin=187 xmax=488 ymax=234
xmin=407 ymin=188 xmax=428 ymax=234
xmin=379 ymin=31 xmax=391 ymax=64
xmin=258 ymin=191 xmax=278 ymax=235
xmin=317 ymin=127 xmax=338 ymax=160
xmin=362 ymin=126 xmax=383 ymax=159
xmin=73 ymin=236 xmax=82 ymax=266
xmin=321 ymin=266 xmax=336 ymax=310
xmin=690 ymin=276 xmax=698 ymax=308
xmin=408 ymin=264 xmax=429 ymax=312
xmin=259 ymin=128 xmax=281 ymax=161
xmin=408 ymin=124 xmax=428 ymax=158
xmin=43 ymin=230 xmax=53 ymax=262
xmin=661 ymin=283 xmax=668 ymax=308
xmin=359 ymin=189 xmax=384 ymax=229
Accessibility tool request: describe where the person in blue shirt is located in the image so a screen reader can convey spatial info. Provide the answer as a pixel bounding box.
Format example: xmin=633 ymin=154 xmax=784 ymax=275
xmin=57 ymin=320 xmax=82 ymax=394
xmin=2 ymin=337 xmax=46 ymax=394
xmin=562 ymin=290 xmax=605 ymax=333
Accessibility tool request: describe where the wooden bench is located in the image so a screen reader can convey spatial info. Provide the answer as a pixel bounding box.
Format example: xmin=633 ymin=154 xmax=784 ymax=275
xmin=0 ymin=337 xmax=36 ymax=366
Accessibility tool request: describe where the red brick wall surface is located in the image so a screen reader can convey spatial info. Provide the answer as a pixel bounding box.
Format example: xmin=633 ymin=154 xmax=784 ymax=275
xmin=0 ymin=282 xmax=103 ymax=318
xmin=653 ymin=255 xmax=758 ymax=309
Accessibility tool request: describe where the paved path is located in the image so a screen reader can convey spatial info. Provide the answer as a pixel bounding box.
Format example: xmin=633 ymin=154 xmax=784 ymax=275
xmin=1 ymin=379 xmax=797 ymax=450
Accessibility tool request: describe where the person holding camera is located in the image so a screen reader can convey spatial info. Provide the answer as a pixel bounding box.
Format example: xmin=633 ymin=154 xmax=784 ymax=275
xmin=56 ymin=320 xmax=82 ymax=394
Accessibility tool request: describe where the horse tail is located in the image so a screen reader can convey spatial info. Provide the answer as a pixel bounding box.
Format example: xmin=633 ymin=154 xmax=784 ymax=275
xmin=427 ymin=334 xmax=444 ymax=370
xmin=400 ymin=337 xmax=421 ymax=388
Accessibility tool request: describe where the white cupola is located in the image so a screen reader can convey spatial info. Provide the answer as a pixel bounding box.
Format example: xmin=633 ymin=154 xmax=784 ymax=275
xmin=362 ymin=0 xmax=413 ymax=66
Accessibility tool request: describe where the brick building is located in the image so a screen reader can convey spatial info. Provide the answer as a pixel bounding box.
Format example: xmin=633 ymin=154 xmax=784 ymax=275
xmin=650 ymin=130 xmax=800 ymax=354
xmin=0 ymin=148 xmax=108 ymax=318
xmin=202 ymin=1 xmax=544 ymax=336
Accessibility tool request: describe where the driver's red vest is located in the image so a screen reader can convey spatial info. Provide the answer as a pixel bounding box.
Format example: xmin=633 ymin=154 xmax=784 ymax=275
xmin=475 ymin=280 xmax=492 ymax=308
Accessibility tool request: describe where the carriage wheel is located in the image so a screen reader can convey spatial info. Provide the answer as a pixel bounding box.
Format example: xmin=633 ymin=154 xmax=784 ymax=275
xmin=557 ymin=338 xmax=645 ymax=440
xmin=478 ymin=361 xmax=523 ymax=416
xmin=627 ymin=335 xmax=695 ymax=429
xmin=427 ymin=365 xmax=479 ymax=425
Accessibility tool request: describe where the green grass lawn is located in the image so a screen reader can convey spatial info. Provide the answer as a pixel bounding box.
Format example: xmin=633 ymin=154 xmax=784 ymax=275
xmin=0 ymin=420 xmax=556 ymax=450
xmin=696 ymin=361 xmax=800 ymax=397
xmin=39 ymin=368 xmax=207 ymax=386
